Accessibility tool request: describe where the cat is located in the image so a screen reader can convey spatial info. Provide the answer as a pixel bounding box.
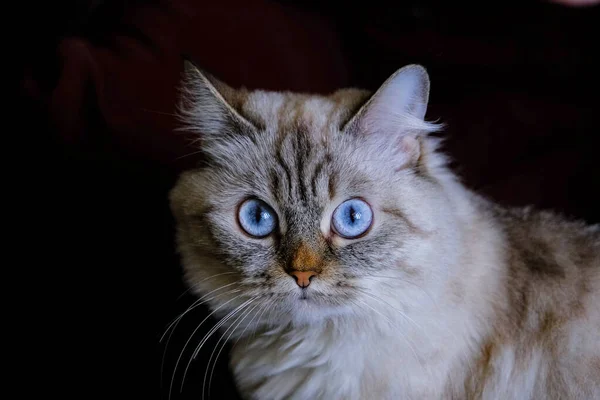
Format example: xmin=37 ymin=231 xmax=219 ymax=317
xmin=168 ymin=59 xmax=600 ymax=400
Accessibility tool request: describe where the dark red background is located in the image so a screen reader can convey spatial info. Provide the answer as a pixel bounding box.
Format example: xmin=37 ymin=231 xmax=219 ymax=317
xmin=20 ymin=1 xmax=600 ymax=399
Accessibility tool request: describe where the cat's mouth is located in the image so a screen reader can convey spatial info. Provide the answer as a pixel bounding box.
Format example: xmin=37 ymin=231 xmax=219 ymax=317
xmin=294 ymin=287 xmax=334 ymax=304
xmin=299 ymin=289 xmax=309 ymax=300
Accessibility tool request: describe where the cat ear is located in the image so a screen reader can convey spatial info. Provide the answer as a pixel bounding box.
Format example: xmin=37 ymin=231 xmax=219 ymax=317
xmin=177 ymin=57 xmax=257 ymax=139
xmin=344 ymin=65 xmax=441 ymax=167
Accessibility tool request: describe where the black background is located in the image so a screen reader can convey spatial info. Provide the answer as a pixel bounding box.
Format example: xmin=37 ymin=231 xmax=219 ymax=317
xmin=19 ymin=1 xmax=600 ymax=399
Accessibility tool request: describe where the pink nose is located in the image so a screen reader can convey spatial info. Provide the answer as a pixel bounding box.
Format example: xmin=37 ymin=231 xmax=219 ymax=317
xmin=289 ymin=271 xmax=318 ymax=288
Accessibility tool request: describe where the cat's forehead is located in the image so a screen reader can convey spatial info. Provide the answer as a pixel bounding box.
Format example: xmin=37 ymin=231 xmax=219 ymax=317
xmin=205 ymin=88 xmax=376 ymax=218
xmin=240 ymin=88 xmax=371 ymax=135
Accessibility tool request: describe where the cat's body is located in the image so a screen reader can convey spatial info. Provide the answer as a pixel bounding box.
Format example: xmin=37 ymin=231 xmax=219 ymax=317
xmin=169 ymin=61 xmax=600 ymax=400
xmin=226 ymin=204 xmax=600 ymax=400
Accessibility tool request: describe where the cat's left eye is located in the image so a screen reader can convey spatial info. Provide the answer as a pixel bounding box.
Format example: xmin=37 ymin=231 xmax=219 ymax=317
xmin=237 ymin=198 xmax=278 ymax=238
xmin=331 ymin=198 xmax=373 ymax=239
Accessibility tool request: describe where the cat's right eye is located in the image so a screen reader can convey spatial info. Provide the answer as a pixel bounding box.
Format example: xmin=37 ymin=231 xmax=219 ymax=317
xmin=237 ymin=198 xmax=278 ymax=238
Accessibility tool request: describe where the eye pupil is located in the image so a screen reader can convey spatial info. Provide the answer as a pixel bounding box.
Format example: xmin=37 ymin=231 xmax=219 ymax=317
xmin=348 ymin=205 xmax=363 ymax=224
xmin=254 ymin=206 xmax=262 ymax=223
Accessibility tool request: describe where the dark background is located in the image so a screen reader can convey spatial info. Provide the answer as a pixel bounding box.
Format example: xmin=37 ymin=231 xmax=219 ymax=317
xmin=20 ymin=0 xmax=599 ymax=399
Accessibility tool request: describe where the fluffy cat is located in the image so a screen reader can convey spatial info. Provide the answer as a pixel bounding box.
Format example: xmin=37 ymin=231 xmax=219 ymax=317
xmin=169 ymin=60 xmax=600 ymax=400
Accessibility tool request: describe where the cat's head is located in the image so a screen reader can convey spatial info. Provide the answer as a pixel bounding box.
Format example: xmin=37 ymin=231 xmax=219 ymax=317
xmin=170 ymin=61 xmax=464 ymax=327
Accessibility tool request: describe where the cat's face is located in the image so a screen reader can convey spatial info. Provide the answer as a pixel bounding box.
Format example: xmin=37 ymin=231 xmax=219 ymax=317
xmin=170 ymin=62 xmax=459 ymax=327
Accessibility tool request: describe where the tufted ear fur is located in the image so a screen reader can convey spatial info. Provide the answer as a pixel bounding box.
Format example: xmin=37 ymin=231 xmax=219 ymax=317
xmin=177 ymin=58 xmax=257 ymax=139
xmin=176 ymin=57 xmax=262 ymax=161
xmin=344 ymin=65 xmax=442 ymax=169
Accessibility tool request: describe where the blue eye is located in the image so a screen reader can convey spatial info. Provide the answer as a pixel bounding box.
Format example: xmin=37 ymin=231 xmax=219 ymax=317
xmin=331 ymin=198 xmax=373 ymax=239
xmin=238 ymin=198 xmax=277 ymax=238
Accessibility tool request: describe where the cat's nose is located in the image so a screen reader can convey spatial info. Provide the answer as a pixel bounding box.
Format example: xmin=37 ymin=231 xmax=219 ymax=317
xmin=289 ymin=270 xmax=318 ymax=288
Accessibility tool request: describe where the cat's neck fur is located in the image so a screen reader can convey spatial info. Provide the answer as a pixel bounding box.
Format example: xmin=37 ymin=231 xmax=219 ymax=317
xmin=229 ymin=178 xmax=510 ymax=400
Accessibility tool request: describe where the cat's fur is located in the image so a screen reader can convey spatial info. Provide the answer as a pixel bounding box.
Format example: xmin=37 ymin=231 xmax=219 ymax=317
xmin=169 ymin=60 xmax=600 ymax=400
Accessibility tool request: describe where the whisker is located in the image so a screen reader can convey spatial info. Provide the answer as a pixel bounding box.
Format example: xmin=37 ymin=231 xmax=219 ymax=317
xmin=176 ymin=272 xmax=238 ymax=302
xmin=168 ymin=294 xmax=245 ymax=400
xmin=350 ymin=298 xmax=426 ymax=375
xmin=180 ymin=297 xmax=258 ymax=393
xmin=160 ymin=287 xmax=241 ymax=389
xmin=204 ymin=301 xmax=262 ymax=400
xmin=354 ymin=288 xmax=435 ymax=373
xmin=191 ymin=297 xmax=257 ymax=360
xmin=355 ymin=288 xmax=423 ymax=331
xmin=237 ymin=300 xmax=270 ymax=349
xmin=349 ymin=298 xmax=394 ymax=326
xmin=161 ymin=281 xmax=241 ymax=342
xmin=244 ymin=300 xmax=273 ymax=351
xmin=259 ymin=302 xmax=283 ymax=336
xmin=365 ymin=275 xmax=437 ymax=305
xmin=174 ymin=149 xmax=206 ymax=160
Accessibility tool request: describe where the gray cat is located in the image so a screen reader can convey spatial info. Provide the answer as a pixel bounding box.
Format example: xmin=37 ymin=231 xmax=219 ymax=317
xmin=169 ymin=61 xmax=600 ymax=400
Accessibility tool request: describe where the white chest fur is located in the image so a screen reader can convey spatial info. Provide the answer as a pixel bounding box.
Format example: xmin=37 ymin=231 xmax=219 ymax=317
xmin=230 ymin=320 xmax=599 ymax=400
xmin=229 ymin=310 xmax=474 ymax=400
